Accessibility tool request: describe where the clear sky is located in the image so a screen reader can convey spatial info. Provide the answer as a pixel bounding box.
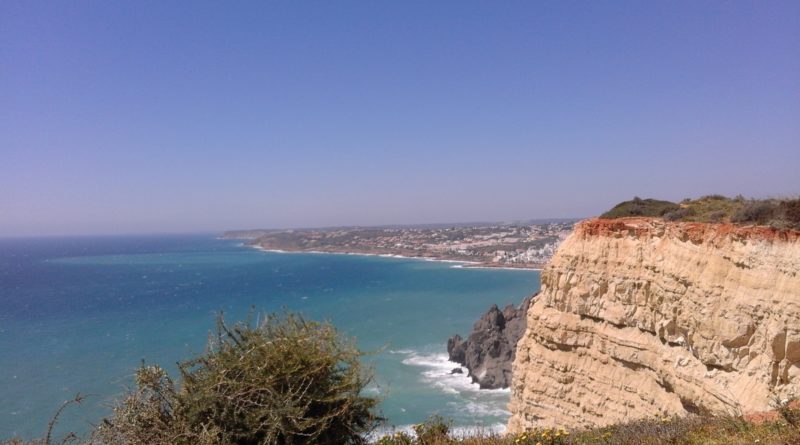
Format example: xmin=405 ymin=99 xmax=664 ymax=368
xmin=2 ymin=1 xmax=798 ymax=236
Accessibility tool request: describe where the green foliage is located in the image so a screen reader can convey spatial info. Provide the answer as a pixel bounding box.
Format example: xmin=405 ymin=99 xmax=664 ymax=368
xmin=92 ymin=365 xmax=193 ymax=445
xmin=511 ymin=427 xmax=571 ymax=444
xmin=731 ymin=200 xmax=779 ymax=225
xmin=600 ymin=197 xmax=681 ymax=219
xmin=780 ymin=199 xmax=800 ymax=225
xmin=412 ymin=415 xmax=451 ymax=444
xmin=375 ymin=431 xmax=415 ymax=445
xmin=602 ymin=195 xmax=800 ymax=229
xmin=374 ymin=416 xmax=453 ymax=445
xmin=663 ymin=207 xmax=695 ymax=221
xmin=93 ymin=312 xmax=381 ymax=445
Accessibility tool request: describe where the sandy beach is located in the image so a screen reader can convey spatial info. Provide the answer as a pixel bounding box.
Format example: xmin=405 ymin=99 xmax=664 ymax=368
xmin=250 ymin=244 xmax=542 ymax=270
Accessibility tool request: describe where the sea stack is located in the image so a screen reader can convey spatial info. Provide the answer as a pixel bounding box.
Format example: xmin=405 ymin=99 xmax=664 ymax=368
xmin=447 ymin=294 xmax=534 ymax=389
xmin=508 ymin=217 xmax=800 ymax=431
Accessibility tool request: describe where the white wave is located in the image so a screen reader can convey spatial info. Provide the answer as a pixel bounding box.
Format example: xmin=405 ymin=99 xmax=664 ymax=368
xmin=401 ymin=352 xmax=455 ymax=369
xmin=388 ymin=349 xmax=416 ymax=355
xmin=370 ymin=422 xmax=507 ymax=441
xmin=451 ymin=422 xmax=508 ymax=436
xmin=398 ymin=351 xmax=510 ymax=395
xmin=450 ymin=400 xmax=511 ymax=417
xmin=252 ymin=246 xmax=287 ymax=253
xmin=247 ymin=245 xmax=485 ymax=266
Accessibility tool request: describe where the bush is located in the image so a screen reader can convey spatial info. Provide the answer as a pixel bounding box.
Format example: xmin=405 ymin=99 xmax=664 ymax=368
xmin=412 ymin=415 xmax=451 ymax=445
xmin=92 ymin=365 xmax=191 ymax=445
xmin=732 ymin=200 xmax=779 ymax=225
xmin=663 ymin=207 xmax=695 ymax=221
xmin=601 ymin=198 xmax=680 ymax=219
xmin=705 ymin=210 xmax=727 ymax=223
xmin=94 ymin=313 xmax=381 ymax=445
xmin=779 ymin=199 xmax=800 ymax=228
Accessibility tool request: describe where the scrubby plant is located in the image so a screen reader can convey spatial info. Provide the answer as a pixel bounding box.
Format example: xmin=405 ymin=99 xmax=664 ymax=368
xmin=178 ymin=313 xmax=381 ymax=444
xmin=663 ymin=207 xmax=695 ymax=221
xmin=779 ymin=199 xmax=800 ymax=228
xmin=412 ymin=415 xmax=451 ymax=445
xmin=601 ymin=198 xmax=680 ymax=219
xmin=375 ymin=431 xmax=415 ymax=445
xmin=511 ymin=427 xmax=571 ymax=444
xmin=92 ymin=312 xmax=381 ymax=445
xmin=92 ymin=365 xmax=193 ymax=445
xmin=731 ymin=200 xmax=779 ymax=225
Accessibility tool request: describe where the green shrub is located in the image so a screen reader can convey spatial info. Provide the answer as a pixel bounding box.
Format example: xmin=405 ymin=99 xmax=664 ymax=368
xmin=92 ymin=365 xmax=193 ymax=445
xmin=374 ymin=431 xmax=415 ymax=445
xmin=663 ymin=207 xmax=695 ymax=221
xmin=412 ymin=415 xmax=451 ymax=445
xmin=601 ymin=197 xmax=681 ymax=219
xmin=779 ymin=199 xmax=800 ymax=228
xmin=93 ymin=313 xmax=381 ymax=445
xmin=731 ymin=200 xmax=779 ymax=225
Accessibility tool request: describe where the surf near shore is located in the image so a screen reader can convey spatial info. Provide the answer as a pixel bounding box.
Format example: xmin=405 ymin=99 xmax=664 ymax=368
xmin=249 ymin=244 xmax=543 ymax=270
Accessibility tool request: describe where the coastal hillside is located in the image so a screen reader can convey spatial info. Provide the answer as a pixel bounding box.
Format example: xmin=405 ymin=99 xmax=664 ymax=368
xmin=226 ymin=222 xmax=574 ymax=268
xmin=508 ymin=216 xmax=800 ymax=431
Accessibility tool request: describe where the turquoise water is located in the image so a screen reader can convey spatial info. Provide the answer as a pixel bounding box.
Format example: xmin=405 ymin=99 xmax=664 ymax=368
xmin=0 ymin=235 xmax=539 ymax=439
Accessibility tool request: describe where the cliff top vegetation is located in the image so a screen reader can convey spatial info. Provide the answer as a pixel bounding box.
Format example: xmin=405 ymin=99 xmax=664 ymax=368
xmin=373 ymin=407 xmax=800 ymax=445
xmin=601 ymin=195 xmax=800 ymax=229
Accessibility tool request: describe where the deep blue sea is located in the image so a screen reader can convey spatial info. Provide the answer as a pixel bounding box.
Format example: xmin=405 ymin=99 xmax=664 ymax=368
xmin=0 ymin=235 xmax=539 ymax=439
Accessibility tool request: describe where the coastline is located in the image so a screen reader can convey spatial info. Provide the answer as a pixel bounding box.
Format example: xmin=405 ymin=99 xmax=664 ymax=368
xmin=249 ymin=244 xmax=543 ymax=271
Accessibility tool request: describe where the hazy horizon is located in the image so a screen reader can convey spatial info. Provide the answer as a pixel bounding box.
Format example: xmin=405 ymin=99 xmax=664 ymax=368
xmin=3 ymin=2 xmax=799 ymax=237
xmin=2 ymin=216 xmax=585 ymax=238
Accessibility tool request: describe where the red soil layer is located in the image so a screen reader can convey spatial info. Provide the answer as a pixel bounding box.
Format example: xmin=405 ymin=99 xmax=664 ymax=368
xmin=576 ymin=217 xmax=800 ymax=244
xmin=744 ymin=400 xmax=800 ymax=425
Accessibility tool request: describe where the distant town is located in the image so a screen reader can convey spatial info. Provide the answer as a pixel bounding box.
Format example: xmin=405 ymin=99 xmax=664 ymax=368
xmin=223 ymin=221 xmax=575 ymax=269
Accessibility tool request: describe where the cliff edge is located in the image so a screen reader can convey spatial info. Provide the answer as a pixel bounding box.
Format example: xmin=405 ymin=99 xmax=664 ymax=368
xmin=508 ymin=217 xmax=800 ymax=431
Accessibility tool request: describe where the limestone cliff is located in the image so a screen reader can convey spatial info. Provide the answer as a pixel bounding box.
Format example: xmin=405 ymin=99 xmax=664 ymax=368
xmin=508 ymin=217 xmax=800 ymax=431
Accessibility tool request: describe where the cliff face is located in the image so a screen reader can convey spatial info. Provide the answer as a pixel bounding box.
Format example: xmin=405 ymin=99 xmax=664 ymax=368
xmin=508 ymin=218 xmax=800 ymax=431
xmin=447 ymin=294 xmax=534 ymax=389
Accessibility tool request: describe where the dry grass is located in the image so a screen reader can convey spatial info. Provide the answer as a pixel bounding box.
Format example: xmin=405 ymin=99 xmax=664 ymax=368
xmin=375 ymin=408 xmax=800 ymax=445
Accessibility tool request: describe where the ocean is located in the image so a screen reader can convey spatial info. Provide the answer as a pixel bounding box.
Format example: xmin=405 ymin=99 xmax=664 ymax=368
xmin=0 ymin=235 xmax=539 ymax=439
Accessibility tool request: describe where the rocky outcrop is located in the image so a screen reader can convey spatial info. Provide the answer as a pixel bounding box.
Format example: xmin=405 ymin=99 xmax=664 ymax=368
xmin=448 ymin=294 xmax=534 ymax=389
xmin=508 ymin=218 xmax=800 ymax=431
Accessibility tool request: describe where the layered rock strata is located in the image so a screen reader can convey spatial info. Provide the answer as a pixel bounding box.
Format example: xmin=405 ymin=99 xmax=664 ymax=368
xmin=508 ymin=218 xmax=800 ymax=431
xmin=448 ymin=294 xmax=534 ymax=389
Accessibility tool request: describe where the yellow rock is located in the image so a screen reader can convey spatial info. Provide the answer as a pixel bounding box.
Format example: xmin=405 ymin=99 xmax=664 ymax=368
xmin=508 ymin=217 xmax=800 ymax=431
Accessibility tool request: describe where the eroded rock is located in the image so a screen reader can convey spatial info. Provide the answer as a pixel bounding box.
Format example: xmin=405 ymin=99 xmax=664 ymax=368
xmin=447 ymin=294 xmax=534 ymax=389
xmin=508 ymin=218 xmax=800 ymax=431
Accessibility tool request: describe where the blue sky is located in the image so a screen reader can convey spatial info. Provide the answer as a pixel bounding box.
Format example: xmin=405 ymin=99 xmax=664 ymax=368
xmin=2 ymin=1 xmax=798 ymax=236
